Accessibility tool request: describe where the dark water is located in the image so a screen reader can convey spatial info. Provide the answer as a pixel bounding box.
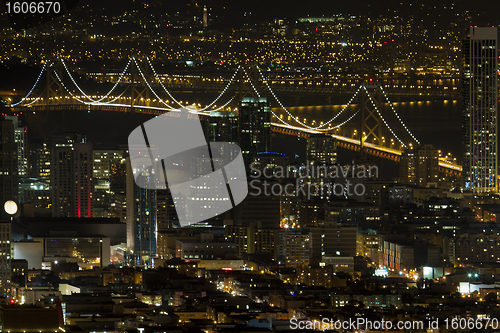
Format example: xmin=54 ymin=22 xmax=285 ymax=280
xmin=22 ymin=110 xmax=155 ymax=148
xmin=272 ymin=98 xmax=462 ymax=161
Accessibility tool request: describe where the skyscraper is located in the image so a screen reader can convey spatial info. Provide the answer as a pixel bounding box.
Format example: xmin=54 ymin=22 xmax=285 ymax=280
xmin=400 ymin=149 xmax=417 ymax=185
xmin=5 ymin=116 xmax=27 ymax=177
xmin=0 ymin=117 xmax=18 ymax=213
xmin=202 ymin=5 xmax=208 ymax=28
xmin=462 ymin=27 xmax=498 ymax=193
xmin=0 ymin=222 xmax=11 ymax=297
xmin=400 ymin=144 xmax=439 ymax=187
xmin=51 ymin=133 xmax=93 ymax=217
xmin=416 ymin=144 xmax=439 ymax=187
xmin=29 ymin=140 xmax=51 ymax=183
xmin=126 ymin=157 xmax=157 ymax=267
xmin=92 ymin=149 xmax=126 ymax=218
xmin=238 ymin=97 xmax=271 ymax=166
xmin=208 ymin=111 xmax=238 ymax=144
xmin=278 ymin=230 xmax=312 ymax=267
xmin=157 ymin=189 xmax=178 ymax=229
xmin=306 ymin=134 xmax=337 ymax=165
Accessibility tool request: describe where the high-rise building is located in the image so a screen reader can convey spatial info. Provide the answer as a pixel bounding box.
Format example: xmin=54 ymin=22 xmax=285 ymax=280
xmin=400 ymin=144 xmax=439 ymax=187
xmin=0 ymin=117 xmax=18 ymax=211
xmin=0 ymin=222 xmax=11 ymax=296
xmin=399 ymin=150 xmax=417 ymax=185
xmin=225 ymin=221 xmax=280 ymax=258
xmin=51 ymin=133 xmax=93 ymax=218
xmin=126 ymin=157 xmax=157 ymax=267
xmin=356 ymin=230 xmax=379 ymax=257
xmin=5 ymin=116 xmax=27 ymax=177
xmin=452 ymin=234 xmax=500 ymax=265
xmin=462 ymin=27 xmax=498 ymax=193
xmin=157 ymin=189 xmax=178 ymax=229
xmin=238 ymin=97 xmax=271 ymax=165
xmin=278 ymin=230 xmax=312 ymax=267
xmin=93 ymin=149 xmax=125 ymax=180
xmin=251 ymin=152 xmax=289 ymax=175
xmin=416 ymin=144 xmax=439 ymax=187
xmin=234 ymin=179 xmax=280 ymax=228
xmin=92 ymin=149 xmax=126 ymax=218
xmin=310 ymin=222 xmax=357 ymax=260
xmin=208 ymin=111 xmax=238 ymax=144
xmin=202 ymin=5 xmax=208 ymax=28
xmin=29 ymin=140 xmax=51 ymax=183
xmin=306 ymin=134 xmax=337 ymax=165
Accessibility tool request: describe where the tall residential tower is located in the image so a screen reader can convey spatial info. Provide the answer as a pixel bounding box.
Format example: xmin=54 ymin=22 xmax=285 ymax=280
xmin=238 ymin=97 xmax=271 ymax=166
xmin=51 ymin=133 xmax=93 ymax=217
xmin=462 ymin=27 xmax=498 ymax=193
xmin=126 ymin=157 xmax=157 ymax=267
xmin=0 ymin=117 xmax=18 ymax=212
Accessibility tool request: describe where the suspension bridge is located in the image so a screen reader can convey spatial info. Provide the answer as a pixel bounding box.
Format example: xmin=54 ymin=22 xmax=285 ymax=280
xmin=6 ymin=56 xmax=462 ymax=175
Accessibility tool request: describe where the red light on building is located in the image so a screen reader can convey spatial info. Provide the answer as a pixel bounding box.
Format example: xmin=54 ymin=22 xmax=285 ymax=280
xmin=221 ymin=267 xmax=232 ymax=271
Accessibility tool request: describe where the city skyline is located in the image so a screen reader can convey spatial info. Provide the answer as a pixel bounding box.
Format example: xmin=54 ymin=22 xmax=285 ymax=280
xmin=1 ymin=2 xmax=500 ymax=333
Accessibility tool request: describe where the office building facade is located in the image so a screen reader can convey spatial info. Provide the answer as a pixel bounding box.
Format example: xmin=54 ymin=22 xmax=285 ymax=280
xmin=126 ymin=157 xmax=157 ymax=267
xmin=0 ymin=222 xmax=11 ymax=296
xmin=238 ymin=97 xmax=271 ymax=165
xmin=462 ymin=27 xmax=498 ymax=193
xmin=400 ymin=144 xmax=439 ymax=187
xmin=5 ymin=116 xmax=27 ymax=177
xmin=0 ymin=117 xmax=18 ymax=211
xmin=51 ymin=133 xmax=93 ymax=217
xmin=306 ymin=134 xmax=337 ymax=165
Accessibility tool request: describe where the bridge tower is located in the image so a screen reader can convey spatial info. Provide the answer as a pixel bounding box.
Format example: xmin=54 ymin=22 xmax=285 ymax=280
xmin=130 ymin=56 xmax=151 ymax=111
xmin=360 ymin=84 xmax=384 ymax=147
xmin=238 ymin=64 xmax=262 ymax=103
xmin=45 ymin=59 xmax=65 ymax=106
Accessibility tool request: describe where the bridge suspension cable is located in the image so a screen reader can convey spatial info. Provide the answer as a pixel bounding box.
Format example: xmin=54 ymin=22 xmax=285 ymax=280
xmin=207 ymin=94 xmax=237 ymax=112
xmin=52 ymin=69 xmax=92 ymax=104
xmin=146 ymin=56 xmax=242 ymax=112
xmin=132 ymin=57 xmax=178 ymax=110
xmin=379 ymin=86 xmax=421 ymax=145
xmin=363 ymin=85 xmax=406 ymax=148
xmin=330 ymin=109 xmax=360 ymax=130
xmin=198 ymin=65 xmax=241 ymax=111
xmin=241 ymin=67 xmax=297 ymax=126
xmin=242 ymin=67 xmax=261 ymax=98
xmin=60 ymin=58 xmax=132 ymax=104
xmin=144 ymin=56 xmax=185 ymax=108
xmin=8 ymin=62 xmax=47 ymax=107
xmin=256 ymin=66 xmax=360 ymax=131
